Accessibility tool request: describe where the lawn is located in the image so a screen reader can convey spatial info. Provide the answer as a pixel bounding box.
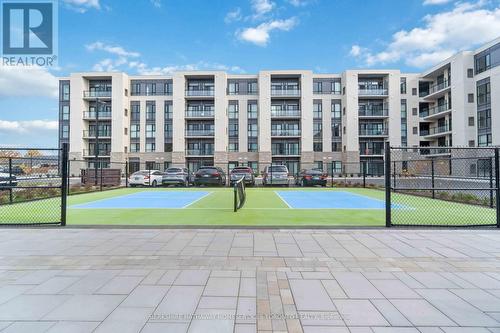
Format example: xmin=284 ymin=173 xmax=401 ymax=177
xmin=0 ymin=187 xmax=496 ymax=226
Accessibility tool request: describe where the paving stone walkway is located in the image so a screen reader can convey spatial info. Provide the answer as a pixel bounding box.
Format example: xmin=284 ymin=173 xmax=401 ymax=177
xmin=0 ymin=228 xmax=500 ymax=332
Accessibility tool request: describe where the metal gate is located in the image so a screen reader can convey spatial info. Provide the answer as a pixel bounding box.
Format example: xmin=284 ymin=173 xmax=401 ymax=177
xmin=385 ymin=144 xmax=500 ymax=227
xmin=0 ymin=144 xmax=68 ymax=226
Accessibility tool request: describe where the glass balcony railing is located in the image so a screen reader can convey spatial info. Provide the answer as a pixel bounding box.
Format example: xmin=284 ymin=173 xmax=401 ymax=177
xmin=83 ymin=130 xmax=112 ymax=137
xmin=186 ymin=149 xmax=214 ymax=156
xmin=359 ymin=128 xmax=388 ymax=136
xmin=420 ymin=130 xmax=430 ymax=136
xmin=420 ymin=103 xmax=451 ymax=118
xmin=271 ymin=89 xmax=301 ymax=97
xmin=421 ymin=79 xmax=450 ymax=97
xmin=428 ymin=125 xmax=451 ymax=135
xmin=131 ymin=91 xmax=172 ymax=96
xmin=83 ymin=111 xmax=112 ymax=119
xmin=271 ymin=129 xmax=301 ymax=136
xmin=185 ymin=129 xmax=215 ymax=137
xmin=421 ymin=147 xmax=451 ymax=155
xmin=270 ymin=109 xmax=301 ymax=117
xmin=272 ymin=149 xmax=301 ymax=156
xmin=185 ymin=89 xmax=214 ymax=97
xmin=358 ymin=108 xmax=389 ymax=117
xmin=83 ymin=90 xmax=112 ymax=98
xmin=358 ymin=88 xmax=388 ymax=96
xmin=83 ymin=149 xmax=111 ymax=157
xmin=185 ymin=109 xmax=215 ymax=118
xmin=359 ymin=148 xmax=385 ymax=155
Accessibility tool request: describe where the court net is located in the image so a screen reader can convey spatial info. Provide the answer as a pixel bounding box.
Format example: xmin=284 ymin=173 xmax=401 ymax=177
xmin=233 ymin=176 xmax=246 ymax=212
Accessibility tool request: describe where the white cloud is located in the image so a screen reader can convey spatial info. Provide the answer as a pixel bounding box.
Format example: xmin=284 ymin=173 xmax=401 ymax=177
xmin=61 ymin=0 xmax=100 ymax=13
xmin=237 ymin=17 xmax=298 ymax=46
xmin=350 ymin=1 xmax=500 ymax=68
xmin=86 ymin=41 xmax=140 ymax=58
xmin=225 ymin=8 xmax=242 ymax=23
xmin=131 ymin=61 xmax=245 ymax=75
xmin=0 ymin=120 xmax=58 ymax=133
xmin=0 ymin=66 xmax=58 ymax=99
xmin=150 ymin=0 xmax=161 ymax=8
xmin=251 ymin=0 xmax=275 ymax=18
xmin=287 ymin=0 xmax=312 ymax=6
xmin=423 ymin=0 xmax=452 ymax=5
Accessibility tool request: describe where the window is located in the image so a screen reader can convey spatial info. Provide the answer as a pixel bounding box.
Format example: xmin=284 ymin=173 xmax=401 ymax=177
xmin=413 ymin=127 xmax=418 ymax=135
xmin=132 ymin=83 xmax=141 ymax=95
xmin=146 ymin=102 xmax=156 ymax=121
xmin=332 ymin=142 xmax=341 ymax=152
xmin=125 ymin=89 xmax=128 ymax=96
xmin=164 ymin=102 xmax=173 ymax=119
xmin=124 ymin=128 xmax=128 ymax=135
xmin=412 ymin=88 xmax=417 ymax=96
xmin=130 ymin=143 xmax=140 ymax=152
xmin=412 ymin=108 xmax=417 ymax=116
xmin=400 ymin=78 xmax=407 ymax=94
xmin=313 ymin=81 xmax=322 ymax=94
xmin=131 ymin=103 xmax=140 ymax=121
xmin=467 ymin=68 xmax=474 ymax=78
xmin=146 ymin=124 xmax=156 ymax=138
xmin=313 ymin=122 xmax=322 ymax=139
xmin=469 ymin=140 xmax=475 ymax=147
xmin=164 ymin=123 xmax=173 ymax=138
xmin=248 ymin=142 xmax=258 ymax=152
xmin=62 ymin=84 xmax=70 ymax=101
xmin=145 ymin=83 xmax=156 ymax=96
xmin=313 ymin=102 xmax=322 ymax=119
xmin=164 ymin=82 xmax=172 ymax=95
xmin=332 ymin=123 xmax=341 ymax=137
xmin=313 ymin=142 xmax=323 ymax=152
xmin=61 ymin=124 xmax=69 ymax=139
xmin=468 ymin=94 xmax=474 ymax=103
xmin=332 ymin=80 xmax=341 ymax=94
xmin=124 ymin=109 xmax=128 ymax=117
xmin=468 ymin=117 xmax=475 ymax=126
xmin=475 ymin=52 xmax=491 ymax=74
xmin=478 ymin=109 xmax=491 ymax=130
xmin=146 ymin=143 xmax=156 ymax=152
xmin=130 ymin=124 xmax=140 ymax=138
xmin=229 ymin=123 xmax=238 ymax=137
xmin=332 ymin=161 xmax=342 ymax=173
xmin=331 ymin=101 xmax=341 ymax=120
xmin=477 ymin=80 xmax=491 ymax=106
xmin=248 ymin=102 xmax=258 ymax=119
xmin=228 ymin=142 xmax=239 ymax=152
xmin=228 ymin=102 xmax=239 ymax=119
xmin=247 ymin=81 xmax=258 ymax=94
xmin=478 ymin=134 xmax=492 ymax=147
xmin=248 ymin=123 xmax=258 ymax=137
xmin=61 ymin=105 xmax=69 ymax=120
xmin=228 ymin=82 xmax=239 ymax=95
xmin=164 ymin=143 xmax=172 ymax=152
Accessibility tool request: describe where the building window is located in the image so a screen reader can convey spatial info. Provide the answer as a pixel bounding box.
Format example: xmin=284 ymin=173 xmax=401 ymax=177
xmin=248 ymin=123 xmax=258 ymax=138
xmin=248 ymin=142 xmax=258 ymax=152
xmin=467 ymin=68 xmax=474 ymax=78
xmin=164 ymin=143 xmax=172 ymax=152
xmin=332 ymin=80 xmax=341 ymax=94
xmin=146 ymin=102 xmax=156 ymax=121
xmin=228 ymin=82 xmax=239 ymax=95
xmin=130 ymin=143 xmax=140 ymax=152
xmin=469 ymin=140 xmax=475 ymax=147
xmin=132 ymin=83 xmax=141 ymax=95
xmin=313 ymin=142 xmax=322 ymax=152
xmin=313 ymin=102 xmax=322 ymax=119
xmin=131 ymin=103 xmax=140 ymax=121
xmin=331 ymin=142 xmax=341 ymax=152
xmin=165 ymin=82 xmax=172 ymax=95
xmin=229 ymin=123 xmax=238 ymax=137
xmin=332 ymin=123 xmax=341 ymax=138
xmin=313 ymin=81 xmax=322 ymax=94
xmin=146 ymin=143 xmax=156 ymax=152
xmin=412 ymin=88 xmax=417 ymax=96
xmin=248 ymin=102 xmax=258 ymax=119
xmin=468 ymin=117 xmax=475 ymax=126
xmin=124 ymin=127 xmax=128 ymax=135
xmin=61 ymin=105 xmax=69 ymax=120
xmin=164 ymin=102 xmax=173 ymax=119
xmin=61 ymin=124 xmax=69 ymax=139
xmin=62 ymin=84 xmax=70 ymax=101
xmin=164 ymin=123 xmax=173 ymax=138
xmin=228 ymin=142 xmax=239 ymax=152
xmin=331 ymin=101 xmax=341 ymax=120
xmin=313 ymin=122 xmax=322 ymax=140
xmin=478 ymin=134 xmax=492 ymax=147
xmin=146 ymin=124 xmax=156 ymax=138
xmin=247 ymin=81 xmax=258 ymax=94
xmin=468 ymin=93 xmax=474 ymax=103
xmin=477 ymin=80 xmax=491 ymax=106
xmin=332 ymin=161 xmax=342 ymax=173
xmin=228 ymin=102 xmax=239 ymax=119
xmin=412 ymin=108 xmax=417 ymax=116
xmin=412 ymin=127 xmax=418 ymax=134
xmin=130 ymin=124 xmax=140 ymax=138
xmin=400 ymin=78 xmax=407 ymax=94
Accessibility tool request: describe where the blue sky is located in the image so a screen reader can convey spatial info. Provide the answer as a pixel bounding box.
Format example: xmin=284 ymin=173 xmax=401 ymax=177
xmin=1 ymin=0 xmax=499 ymax=147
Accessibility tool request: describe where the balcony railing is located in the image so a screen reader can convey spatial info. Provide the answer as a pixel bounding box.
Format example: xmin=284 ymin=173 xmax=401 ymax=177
xmin=358 ymin=108 xmax=389 ymax=117
xmin=358 ymin=88 xmax=388 ymax=96
xmin=421 ymin=103 xmax=451 ymax=118
xmin=428 ymin=125 xmax=451 ymax=135
xmin=272 ymin=149 xmax=301 ymax=156
xmin=421 ymin=79 xmax=450 ymax=97
xmin=185 ymin=109 xmax=215 ymax=118
xmin=131 ymin=91 xmax=172 ymax=96
xmin=359 ymin=128 xmax=388 ymax=136
xmin=185 ymin=89 xmax=214 ymax=97
xmin=83 ymin=130 xmax=112 ymax=138
xmin=185 ymin=129 xmax=215 ymax=137
xmin=83 ymin=111 xmax=112 ymax=119
xmin=421 ymin=147 xmax=451 ymax=155
xmin=420 ymin=130 xmax=430 ymax=136
xmin=83 ymin=90 xmax=112 ymax=98
xmin=359 ymin=148 xmax=385 ymax=156
xmin=186 ymin=149 xmax=214 ymax=156
xmin=271 ymin=110 xmax=301 ymax=117
xmin=83 ymin=149 xmax=111 ymax=157
xmin=271 ymin=89 xmax=301 ymax=97
xmin=271 ymin=129 xmax=301 ymax=137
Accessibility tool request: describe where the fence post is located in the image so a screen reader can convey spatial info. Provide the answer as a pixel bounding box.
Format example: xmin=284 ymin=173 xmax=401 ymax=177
xmin=330 ymin=162 xmax=333 ymax=187
xmin=384 ymin=142 xmax=391 ymax=227
xmin=392 ymin=161 xmax=397 ymax=193
xmin=125 ymin=161 xmax=129 ymax=188
xmin=490 ymin=157 xmax=494 ymax=208
xmin=61 ymin=143 xmax=69 ymax=226
xmin=431 ymin=159 xmax=435 ymax=199
xmin=362 ymin=161 xmax=366 ymax=188
xmin=495 ymin=148 xmax=500 ymax=228
xmin=99 ymin=162 xmax=103 ymax=191
xmin=8 ymin=158 xmax=13 ymax=204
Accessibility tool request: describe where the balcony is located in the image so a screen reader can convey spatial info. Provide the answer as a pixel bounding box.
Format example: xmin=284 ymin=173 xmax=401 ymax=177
xmin=83 ymin=90 xmax=112 ymax=99
xmin=83 ymin=130 xmax=112 ymax=138
xmin=185 ymin=129 xmax=215 ymax=137
xmin=420 ymin=147 xmax=452 ymax=156
xmin=83 ymin=111 xmax=112 ymax=119
xmin=185 ymin=89 xmax=214 ymax=97
xmin=83 ymin=149 xmax=111 ymax=157
xmin=359 ymin=148 xmax=385 ymax=156
xmin=185 ymin=109 xmax=215 ymax=118
xmin=421 ymin=79 xmax=451 ymax=99
xmin=425 ymin=124 xmax=451 ymax=138
xmin=420 ymin=103 xmax=451 ymax=120
xmin=358 ymin=108 xmax=389 ymax=118
xmin=270 ymin=109 xmax=301 ymax=118
xmin=271 ymin=89 xmax=301 ymax=97
xmin=131 ymin=91 xmax=172 ymax=96
xmin=186 ymin=149 xmax=214 ymax=156
xmin=272 ymin=149 xmax=301 ymax=156
xmin=358 ymin=88 xmax=388 ymax=96
xmin=271 ymin=129 xmax=301 ymax=137
xmin=359 ymin=129 xmax=388 ymax=137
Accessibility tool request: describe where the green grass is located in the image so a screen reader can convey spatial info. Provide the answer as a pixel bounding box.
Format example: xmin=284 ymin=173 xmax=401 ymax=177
xmin=0 ymin=187 xmax=496 ymax=226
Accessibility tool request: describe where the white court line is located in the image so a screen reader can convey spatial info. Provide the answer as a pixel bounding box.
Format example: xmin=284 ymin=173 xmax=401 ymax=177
xmin=274 ymin=191 xmax=293 ymax=209
xmin=182 ymin=191 xmax=213 ymax=208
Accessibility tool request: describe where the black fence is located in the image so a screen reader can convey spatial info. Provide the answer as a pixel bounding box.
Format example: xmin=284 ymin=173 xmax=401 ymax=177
xmin=0 ymin=144 xmax=68 ymax=226
xmin=386 ymin=144 xmax=500 ymax=227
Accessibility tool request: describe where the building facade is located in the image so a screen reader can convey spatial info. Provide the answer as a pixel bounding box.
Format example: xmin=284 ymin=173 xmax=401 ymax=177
xmin=59 ymin=38 xmax=500 ymax=175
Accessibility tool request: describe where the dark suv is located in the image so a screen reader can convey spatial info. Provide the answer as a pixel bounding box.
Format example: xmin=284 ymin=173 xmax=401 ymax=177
xmin=194 ymin=166 xmax=226 ymax=186
xmin=295 ymin=168 xmax=328 ymax=187
xmin=230 ymin=167 xmax=255 ymax=186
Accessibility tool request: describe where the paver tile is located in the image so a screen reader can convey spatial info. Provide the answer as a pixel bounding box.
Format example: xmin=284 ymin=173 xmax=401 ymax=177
xmin=289 ymin=280 xmax=335 ymax=311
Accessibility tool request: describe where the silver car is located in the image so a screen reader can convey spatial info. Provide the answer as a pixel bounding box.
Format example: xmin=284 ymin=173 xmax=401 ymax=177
xmin=162 ymin=167 xmax=190 ymax=186
xmin=263 ymin=165 xmax=289 ymax=186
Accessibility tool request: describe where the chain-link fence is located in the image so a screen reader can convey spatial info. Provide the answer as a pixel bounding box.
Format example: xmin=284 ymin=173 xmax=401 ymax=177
xmin=0 ymin=145 xmax=68 ymax=226
xmin=387 ymin=146 xmax=499 ymax=227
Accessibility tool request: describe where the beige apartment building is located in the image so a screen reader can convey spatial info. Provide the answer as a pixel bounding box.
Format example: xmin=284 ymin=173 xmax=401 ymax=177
xmin=59 ymin=38 xmax=500 ymax=175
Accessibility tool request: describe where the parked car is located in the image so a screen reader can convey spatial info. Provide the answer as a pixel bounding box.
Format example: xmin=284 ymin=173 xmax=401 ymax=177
xmin=128 ymin=170 xmax=164 ymax=187
xmin=295 ymin=168 xmax=328 ymax=187
xmin=0 ymin=173 xmax=17 ymax=187
xmin=194 ymin=166 xmax=226 ymax=186
xmin=230 ymin=167 xmax=255 ymax=186
xmin=262 ymin=165 xmax=289 ymax=186
xmin=163 ymin=167 xmax=190 ymax=187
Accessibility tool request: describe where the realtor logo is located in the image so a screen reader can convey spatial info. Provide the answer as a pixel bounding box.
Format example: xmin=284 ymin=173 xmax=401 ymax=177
xmin=1 ymin=0 xmax=58 ymax=66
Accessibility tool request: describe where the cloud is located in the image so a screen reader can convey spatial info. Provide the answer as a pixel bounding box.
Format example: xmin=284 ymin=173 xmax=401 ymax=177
xmin=61 ymin=0 xmax=100 ymax=13
xmin=150 ymin=0 xmax=161 ymax=8
xmin=237 ymin=17 xmax=298 ymax=46
xmin=287 ymin=0 xmax=312 ymax=6
xmin=0 ymin=120 xmax=58 ymax=133
xmin=225 ymin=8 xmax=242 ymax=23
xmin=130 ymin=61 xmax=246 ymax=75
xmin=423 ymin=0 xmax=452 ymax=5
xmin=86 ymin=41 xmax=140 ymax=58
xmin=251 ymin=0 xmax=275 ymax=19
xmin=0 ymin=66 xmax=58 ymax=99
xmin=350 ymin=1 xmax=500 ymax=68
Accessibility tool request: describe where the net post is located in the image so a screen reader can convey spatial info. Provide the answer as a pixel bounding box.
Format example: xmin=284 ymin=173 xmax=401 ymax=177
xmin=490 ymin=157 xmax=494 ymax=208
xmin=495 ymin=148 xmax=500 ymax=228
xmin=8 ymin=158 xmax=13 ymax=204
xmin=362 ymin=161 xmax=366 ymax=188
xmin=431 ymin=159 xmax=435 ymax=199
xmin=384 ymin=142 xmax=391 ymax=227
xmin=233 ymin=181 xmax=237 ymax=212
xmin=61 ymin=143 xmax=69 ymax=226
xmin=99 ymin=161 xmax=103 ymax=191
xmin=125 ymin=160 xmax=129 ymax=188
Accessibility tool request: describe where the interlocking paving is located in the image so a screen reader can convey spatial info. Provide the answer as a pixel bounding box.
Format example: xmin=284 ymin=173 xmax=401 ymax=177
xmin=0 ymin=228 xmax=500 ymax=332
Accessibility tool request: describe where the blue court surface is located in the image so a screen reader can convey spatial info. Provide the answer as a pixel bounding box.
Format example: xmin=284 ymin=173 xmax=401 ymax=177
xmin=71 ymin=191 xmax=211 ymax=209
xmin=276 ymin=191 xmax=386 ymax=209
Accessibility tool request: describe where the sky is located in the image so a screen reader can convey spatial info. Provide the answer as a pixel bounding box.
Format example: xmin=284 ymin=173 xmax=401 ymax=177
xmin=0 ymin=0 xmax=500 ymax=147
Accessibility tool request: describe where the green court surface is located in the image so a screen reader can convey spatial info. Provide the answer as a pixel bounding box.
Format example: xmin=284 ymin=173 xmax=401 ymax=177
xmin=1 ymin=187 xmax=496 ymax=226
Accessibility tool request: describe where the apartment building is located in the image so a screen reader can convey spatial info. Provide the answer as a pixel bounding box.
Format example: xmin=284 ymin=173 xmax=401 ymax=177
xmin=59 ymin=38 xmax=500 ymax=175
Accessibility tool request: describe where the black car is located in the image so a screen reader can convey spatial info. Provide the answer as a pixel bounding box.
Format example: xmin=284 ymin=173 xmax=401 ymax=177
xmin=295 ymin=169 xmax=328 ymax=187
xmin=194 ymin=166 xmax=226 ymax=186
xmin=230 ymin=167 xmax=255 ymax=186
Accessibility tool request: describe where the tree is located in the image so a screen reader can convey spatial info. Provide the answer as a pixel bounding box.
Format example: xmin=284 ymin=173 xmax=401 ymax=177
xmin=0 ymin=151 xmax=21 ymax=158
xmin=25 ymin=150 xmax=43 ymax=158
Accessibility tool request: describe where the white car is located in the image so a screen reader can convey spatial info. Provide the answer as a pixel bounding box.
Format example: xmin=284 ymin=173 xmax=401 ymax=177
xmin=129 ymin=170 xmax=164 ymax=187
xmin=0 ymin=172 xmax=17 ymax=187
